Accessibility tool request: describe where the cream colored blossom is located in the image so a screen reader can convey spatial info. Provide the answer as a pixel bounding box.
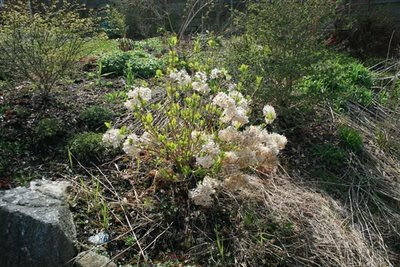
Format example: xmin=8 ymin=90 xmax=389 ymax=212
xmin=223 ymin=151 xmax=239 ymax=164
xmin=218 ymin=126 xmax=242 ymax=143
xmin=194 ymin=71 xmax=208 ymax=83
xmin=170 ymin=69 xmax=191 ymax=86
xmin=210 ymin=68 xmax=221 ymax=79
xmin=139 ymin=131 xmax=153 ymax=146
xmin=103 ymin=129 xmax=124 ymax=149
xmin=263 ymin=105 xmax=276 ymax=124
xmin=123 ymin=133 xmax=140 ymax=158
xmin=213 ymin=92 xmax=235 ymax=109
xmin=125 ymin=87 xmax=152 ymax=109
xmin=229 ymin=90 xmax=249 ymax=113
xmin=213 ymin=91 xmax=249 ymax=126
xmin=267 ymin=133 xmax=287 ymax=150
xmin=189 ymin=176 xmax=220 ymax=207
xmin=192 ymin=81 xmax=210 ymax=94
xmin=227 ymin=83 xmax=237 ymax=91
xmin=196 ymin=137 xmax=220 ymax=169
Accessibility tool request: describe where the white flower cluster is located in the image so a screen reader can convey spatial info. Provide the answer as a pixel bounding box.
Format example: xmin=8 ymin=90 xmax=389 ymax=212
xmin=123 ymin=133 xmax=141 ymax=158
xmin=219 ymin=125 xmax=287 ymax=169
xmin=189 ymin=176 xmax=220 ymax=207
xmin=196 ymin=136 xmax=220 ymax=168
xmin=263 ymin=105 xmax=276 ymax=124
xmin=124 ymin=87 xmax=152 ymax=110
xmin=224 ymin=173 xmax=264 ymax=196
xmin=102 ymin=129 xmax=125 ymax=149
xmin=103 ymin=129 xmax=154 ymax=159
xmin=192 ymin=71 xmax=210 ymax=94
xmin=170 ymin=69 xmax=191 ymax=86
xmin=190 ymin=123 xmax=287 ymax=207
xmin=210 ymin=68 xmax=230 ymax=80
xmin=213 ymin=91 xmax=250 ymax=127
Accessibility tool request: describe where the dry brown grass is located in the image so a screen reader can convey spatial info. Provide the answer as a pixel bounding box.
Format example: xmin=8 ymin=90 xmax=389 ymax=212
xmin=222 ymin=172 xmax=391 ymax=266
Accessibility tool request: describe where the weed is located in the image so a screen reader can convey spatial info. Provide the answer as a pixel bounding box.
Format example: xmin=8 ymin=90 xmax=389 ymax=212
xmin=311 ymin=144 xmax=348 ymax=166
xmin=338 ymin=126 xmax=363 ymax=152
xmin=68 ymin=132 xmax=105 ymax=164
xmin=124 ymin=235 xmax=136 ymax=247
xmin=87 ymin=72 xmax=96 ymax=80
xmin=0 ymin=138 xmax=27 ymax=176
xmin=79 ymin=106 xmax=114 ymax=131
xmin=214 ymin=228 xmax=225 ymax=262
xmin=34 ymin=118 xmax=64 ymax=142
xmin=96 ymin=60 xmax=103 ymax=86
xmin=104 ymin=91 xmax=128 ymax=103
xmin=13 ymin=170 xmax=39 ymax=186
xmin=297 ymin=57 xmax=374 ymax=110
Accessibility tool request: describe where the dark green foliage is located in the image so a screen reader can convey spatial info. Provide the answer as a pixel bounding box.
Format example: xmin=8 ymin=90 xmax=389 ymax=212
xmin=79 ymin=106 xmax=114 ymax=131
xmin=0 ymin=138 xmax=27 ymax=176
xmin=311 ymin=144 xmax=348 ymax=167
xmin=68 ymin=132 xmax=105 ymax=163
xmin=338 ymin=126 xmax=363 ymax=152
xmin=100 ymin=6 xmax=126 ymax=39
xmin=297 ymin=58 xmax=374 ymax=109
xmin=34 ymin=118 xmax=64 ymax=142
xmin=333 ymin=7 xmax=400 ymax=58
xmin=100 ymin=50 xmax=162 ymax=77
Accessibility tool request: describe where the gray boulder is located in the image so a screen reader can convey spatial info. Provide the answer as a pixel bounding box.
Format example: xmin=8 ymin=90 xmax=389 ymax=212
xmin=0 ymin=180 xmax=77 ymax=267
xmin=74 ymin=251 xmax=117 ymax=267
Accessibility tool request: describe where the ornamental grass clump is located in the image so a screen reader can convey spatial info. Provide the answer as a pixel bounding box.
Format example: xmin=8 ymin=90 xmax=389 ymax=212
xmin=103 ymin=38 xmax=287 ymax=207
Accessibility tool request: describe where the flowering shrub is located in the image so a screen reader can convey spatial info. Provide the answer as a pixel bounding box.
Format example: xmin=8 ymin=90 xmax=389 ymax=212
xmin=103 ymin=41 xmax=287 ymax=207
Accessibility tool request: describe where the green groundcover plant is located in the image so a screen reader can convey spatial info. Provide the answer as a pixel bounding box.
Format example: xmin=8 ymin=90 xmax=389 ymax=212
xmin=297 ymin=57 xmax=374 ymax=109
xmin=100 ymin=50 xmax=162 ymax=78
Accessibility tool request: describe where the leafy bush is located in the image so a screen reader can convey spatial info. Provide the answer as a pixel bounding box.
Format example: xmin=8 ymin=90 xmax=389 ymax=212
xmin=297 ymin=57 xmax=374 ymax=109
xmin=338 ymin=126 xmax=363 ymax=152
xmin=100 ymin=50 xmax=162 ymax=77
xmin=68 ymin=132 xmax=105 ymax=163
xmin=118 ymin=37 xmax=135 ymax=52
xmin=79 ymin=106 xmax=114 ymax=131
xmin=0 ymin=0 xmax=94 ymax=98
xmin=229 ymin=0 xmax=335 ymax=101
xmin=34 ymin=118 xmax=64 ymax=142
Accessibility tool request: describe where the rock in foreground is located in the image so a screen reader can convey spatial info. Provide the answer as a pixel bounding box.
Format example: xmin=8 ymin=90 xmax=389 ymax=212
xmin=0 ymin=180 xmax=77 ymax=267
